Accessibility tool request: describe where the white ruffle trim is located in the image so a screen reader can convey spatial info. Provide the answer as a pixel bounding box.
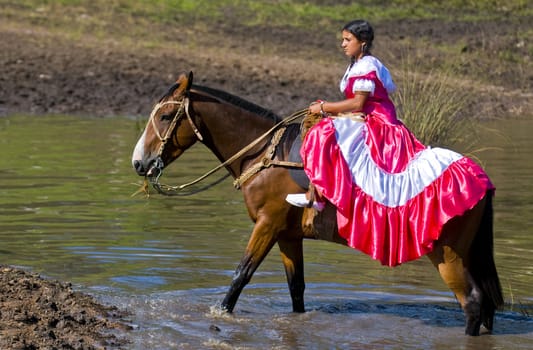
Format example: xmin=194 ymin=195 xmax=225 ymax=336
xmin=333 ymin=118 xmax=463 ymax=207
xmin=352 ymin=79 xmax=375 ymax=95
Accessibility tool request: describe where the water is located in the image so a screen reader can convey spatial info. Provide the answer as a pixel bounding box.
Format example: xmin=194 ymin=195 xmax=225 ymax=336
xmin=1 ymin=115 xmax=532 ymax=349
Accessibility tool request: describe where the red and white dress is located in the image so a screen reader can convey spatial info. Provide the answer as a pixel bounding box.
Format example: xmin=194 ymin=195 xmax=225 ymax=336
xmin=301 ymin=56 xmax=494 ymax=266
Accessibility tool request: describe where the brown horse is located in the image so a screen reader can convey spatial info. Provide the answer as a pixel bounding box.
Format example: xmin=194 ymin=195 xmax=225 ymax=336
xmin=131 ymin=72 xmax=503 ymax=336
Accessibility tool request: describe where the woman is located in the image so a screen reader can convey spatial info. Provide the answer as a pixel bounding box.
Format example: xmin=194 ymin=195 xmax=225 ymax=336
xmin=286 ymin=20 xmax=494 ymax=266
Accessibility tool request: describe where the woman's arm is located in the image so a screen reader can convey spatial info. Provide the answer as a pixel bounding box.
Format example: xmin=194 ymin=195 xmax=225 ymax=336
xmin=309 ymin=91 xmax=369 ymax=116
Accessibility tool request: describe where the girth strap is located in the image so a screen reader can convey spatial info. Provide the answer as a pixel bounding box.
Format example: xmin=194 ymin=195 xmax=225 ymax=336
xmin=233 ymin=127 xmax=303 ymax=189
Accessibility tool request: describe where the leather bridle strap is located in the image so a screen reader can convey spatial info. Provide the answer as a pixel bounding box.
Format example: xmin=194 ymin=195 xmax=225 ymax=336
xmin=149 ymin=97 xmax=203 ymax=159
xmin=183 ymin=98 xmax=203 ymax=141
xmin=150 ymin=100 xmax=185 ymax=159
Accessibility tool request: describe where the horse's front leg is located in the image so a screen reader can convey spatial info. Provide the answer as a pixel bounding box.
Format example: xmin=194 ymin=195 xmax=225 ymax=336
xmin=278 ymin=237 xmax=305 ymax=312
xmin=221 ymin=218 xmax=279 ymax=313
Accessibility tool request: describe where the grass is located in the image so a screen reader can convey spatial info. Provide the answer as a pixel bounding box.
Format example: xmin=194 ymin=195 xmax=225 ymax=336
xmin=506 ymin=281 xmax=533 ymax=317
xmin=393 ymin=59 xmax=475 ymax=148
xmin=4 ymin=0 xmax=532 ymax=32
xmin=392 ymin=56 xmax=512 ymax=158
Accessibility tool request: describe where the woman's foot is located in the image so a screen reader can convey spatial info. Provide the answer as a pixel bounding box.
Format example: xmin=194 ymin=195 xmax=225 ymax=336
xmin=286 ymin=193 xmax=325 ymax=211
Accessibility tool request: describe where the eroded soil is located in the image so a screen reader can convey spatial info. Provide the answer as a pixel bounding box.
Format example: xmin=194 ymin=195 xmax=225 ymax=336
xmin=0 ymin=266 xmax=129 ymax=349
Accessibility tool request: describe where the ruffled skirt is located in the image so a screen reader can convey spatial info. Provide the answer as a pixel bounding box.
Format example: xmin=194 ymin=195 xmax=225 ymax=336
xmin=301 ymin=116 xmax=494 ymax=266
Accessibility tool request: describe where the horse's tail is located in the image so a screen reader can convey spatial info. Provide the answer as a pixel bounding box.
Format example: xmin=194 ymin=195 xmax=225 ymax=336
xmin=468 ymin=190 xmax=504 ymax=330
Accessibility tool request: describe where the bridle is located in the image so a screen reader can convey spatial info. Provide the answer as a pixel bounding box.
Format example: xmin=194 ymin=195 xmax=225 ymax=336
xmin=146 ymin=95 xmax=209 ymax=193
xmin=150 ymin=96 xmax=203 ymax=158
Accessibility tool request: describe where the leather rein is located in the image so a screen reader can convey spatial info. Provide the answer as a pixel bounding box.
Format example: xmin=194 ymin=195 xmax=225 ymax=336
xmin=146 ymin=95 xmax=306 ymax=196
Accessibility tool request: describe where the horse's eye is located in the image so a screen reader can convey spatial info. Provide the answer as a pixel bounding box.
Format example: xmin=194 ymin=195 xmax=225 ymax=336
xmin=160 ymin=114 xmax=172 ymax=121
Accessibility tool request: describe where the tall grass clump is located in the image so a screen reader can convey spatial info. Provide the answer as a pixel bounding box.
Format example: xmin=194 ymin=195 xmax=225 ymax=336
xmin=392 ymin=60 xmax=477 ymax=151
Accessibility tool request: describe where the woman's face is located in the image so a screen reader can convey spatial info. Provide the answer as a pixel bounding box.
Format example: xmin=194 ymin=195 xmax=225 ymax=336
xmin=341 ymin=30 xmax=364 ymax=60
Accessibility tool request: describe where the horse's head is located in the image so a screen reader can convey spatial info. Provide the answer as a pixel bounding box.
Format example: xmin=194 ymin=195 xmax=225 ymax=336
xmin=132 ymin=71 xmax=199 ymax=179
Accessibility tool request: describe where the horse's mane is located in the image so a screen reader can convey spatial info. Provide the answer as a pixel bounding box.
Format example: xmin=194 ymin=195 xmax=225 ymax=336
xmin=159 ymin=83 xmax=281 ymax=123
xmin=193 ymin=84 xmax=282 ymax=123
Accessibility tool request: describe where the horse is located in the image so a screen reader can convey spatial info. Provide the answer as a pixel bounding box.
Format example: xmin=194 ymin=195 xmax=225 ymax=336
xmin=131 ymin=72 xmax=503 ymax=336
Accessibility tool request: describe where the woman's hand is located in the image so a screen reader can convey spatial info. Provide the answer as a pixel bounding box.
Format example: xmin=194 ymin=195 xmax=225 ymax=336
xmin=308 ymin=101 xmax=323 ymax=115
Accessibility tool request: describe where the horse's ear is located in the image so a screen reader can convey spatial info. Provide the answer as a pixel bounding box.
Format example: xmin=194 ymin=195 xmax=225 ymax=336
xmin=186 ymin=71 xmax=193 ymax=91
xmin=175 ymin=72 xmax=193 ymax=94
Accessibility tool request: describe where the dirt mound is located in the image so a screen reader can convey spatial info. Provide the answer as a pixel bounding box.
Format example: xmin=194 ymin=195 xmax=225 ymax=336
xmin=0 ymin=266 xmax=129 ymax=350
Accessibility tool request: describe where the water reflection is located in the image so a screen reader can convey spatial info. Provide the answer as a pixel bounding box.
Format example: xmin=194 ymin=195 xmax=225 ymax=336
xmin=0 ymin=115 xmax=532 ymax=348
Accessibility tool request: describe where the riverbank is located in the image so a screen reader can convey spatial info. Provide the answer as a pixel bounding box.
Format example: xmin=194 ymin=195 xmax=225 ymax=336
xmin=0 ymin=266 xmax=129 ymax=349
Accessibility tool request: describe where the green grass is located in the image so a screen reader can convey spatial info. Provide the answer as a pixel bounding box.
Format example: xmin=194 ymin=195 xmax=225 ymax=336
xmin=4 ymin=0 xmax=532 ymax=31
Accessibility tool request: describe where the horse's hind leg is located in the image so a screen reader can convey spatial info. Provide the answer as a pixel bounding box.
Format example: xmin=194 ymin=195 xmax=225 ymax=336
xmin=428 ymin=199 xmax=487 ymax=335
xmin=278 ymin=237 xmax=305 ymax=312
xmin=428 ymin=245 xmax=482 ymax=335
xmin=464 ymin=274 xmax=483 ymax=336
xmin=465 ymin=193 xmax=503 ymax=333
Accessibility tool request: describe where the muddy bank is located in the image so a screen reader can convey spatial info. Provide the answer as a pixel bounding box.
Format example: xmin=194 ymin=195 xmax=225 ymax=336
xmin=0 ymin=266 xmax=129 ymax=349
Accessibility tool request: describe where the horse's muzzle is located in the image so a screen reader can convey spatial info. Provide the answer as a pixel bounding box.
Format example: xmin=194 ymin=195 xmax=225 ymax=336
xmin=133 ymin=159 xmax=147 ymax=176
xmin=133 ymin=157 xmax=164 ymax=177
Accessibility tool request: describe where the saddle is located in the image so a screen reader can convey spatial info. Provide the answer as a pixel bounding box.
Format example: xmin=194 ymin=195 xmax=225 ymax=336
xmin=288 ymin=111 xmax=365 ymax=189
xmin=288 ymin=112 xmax=324 ymax=190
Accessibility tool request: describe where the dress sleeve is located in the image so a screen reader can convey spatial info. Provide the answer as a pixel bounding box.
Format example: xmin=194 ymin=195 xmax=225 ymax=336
xmin=347 ymin=57 xmax=379 ymax=95
xmin=352 ymin=78 xmax=375 ymax=95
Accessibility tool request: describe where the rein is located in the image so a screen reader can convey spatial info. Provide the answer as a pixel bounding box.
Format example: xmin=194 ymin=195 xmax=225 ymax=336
xmin=148 ymin=99 xmax=307 ymax=196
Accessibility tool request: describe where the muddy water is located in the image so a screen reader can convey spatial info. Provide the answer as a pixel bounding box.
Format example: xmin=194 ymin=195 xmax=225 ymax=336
xmin=0 ymin=115 xmax=532 ymax=349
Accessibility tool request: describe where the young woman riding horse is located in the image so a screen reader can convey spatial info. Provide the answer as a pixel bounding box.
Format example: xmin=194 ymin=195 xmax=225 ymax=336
xmin=132 ymin=70 xmax=502 ymax=336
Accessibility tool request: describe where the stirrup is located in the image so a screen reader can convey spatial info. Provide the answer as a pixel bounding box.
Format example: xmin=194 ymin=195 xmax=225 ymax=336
xmin=285 ymin=193 xmax=324 ymax=211
xmin=306 ymin=184 xmax=325 ymax=211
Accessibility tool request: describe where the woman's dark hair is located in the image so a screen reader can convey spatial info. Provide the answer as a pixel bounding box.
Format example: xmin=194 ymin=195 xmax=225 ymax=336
xmin=342 ymin=19 xmax=374 ymax=54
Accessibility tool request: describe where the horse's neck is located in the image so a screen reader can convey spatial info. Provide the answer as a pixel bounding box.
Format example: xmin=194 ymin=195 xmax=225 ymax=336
xmin=196 ymin=102 xmax=278 ymax=176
